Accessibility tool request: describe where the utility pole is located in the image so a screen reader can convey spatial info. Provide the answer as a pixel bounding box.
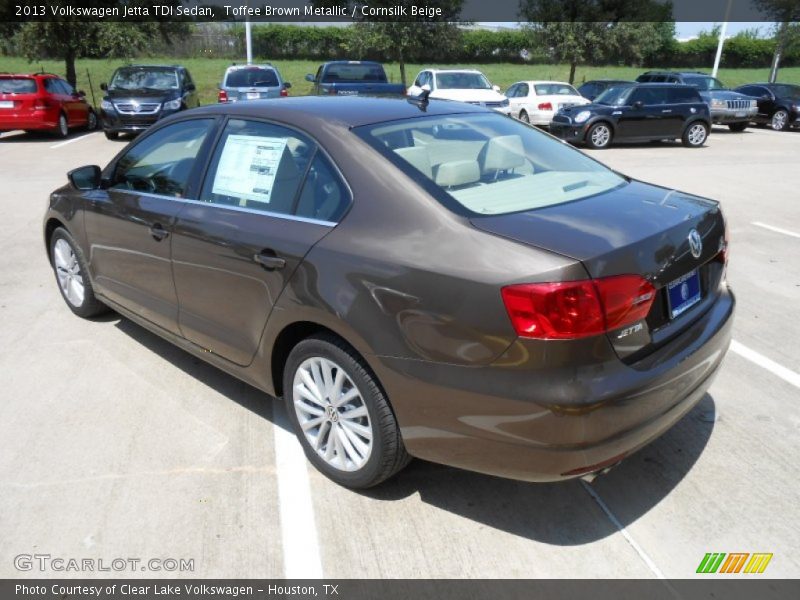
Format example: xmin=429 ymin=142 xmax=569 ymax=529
xmin=712 ymin=0 xmax=733 ymax=79
xmin=245 ymin=0 xmax=253 ymax=64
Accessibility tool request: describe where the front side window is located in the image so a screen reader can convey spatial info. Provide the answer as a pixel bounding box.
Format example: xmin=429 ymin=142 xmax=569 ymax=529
xmin=435 ymin=72 xmax=491 ymax=90
xmin=595 ymin=85 xmax=635 ymax=106
xmin=44 ymin=79 xmax=62 ymax=95
xmin=356 ymin=113 xmax=625 ymax=216
xmin=111 ymin=119 xmax=212 ymax=197
xmin=630 ymin=87 xmax=668 ymax=105
xmin=518 ymin=83 xmax=529 ymax=96
xmin=505 ymin=84 xmax=519 ymax=98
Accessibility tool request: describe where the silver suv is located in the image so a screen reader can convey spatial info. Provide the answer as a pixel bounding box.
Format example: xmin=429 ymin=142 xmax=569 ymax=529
xmin=218 ymin=64 xmax=291 ymax=103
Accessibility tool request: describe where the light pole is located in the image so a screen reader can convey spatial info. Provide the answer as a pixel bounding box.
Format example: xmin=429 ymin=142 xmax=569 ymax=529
xmin=711 ymin=0 xmax=734 ymax=79
xmin=245 ymin=0 xmax=253 ymax=64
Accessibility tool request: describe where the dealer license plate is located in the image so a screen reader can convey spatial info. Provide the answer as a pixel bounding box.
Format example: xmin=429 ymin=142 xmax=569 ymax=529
xmin=667 ymin=269 xmax=702 ymax=319
xmin=246 ymin=92 xmax=260 ymax=100
xmin=735 ymin=112 xmax=746 ymax=118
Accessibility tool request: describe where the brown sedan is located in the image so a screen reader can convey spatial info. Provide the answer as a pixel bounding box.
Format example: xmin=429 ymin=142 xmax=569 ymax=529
xmin=44 ymin=97 xmax=734 ymax=488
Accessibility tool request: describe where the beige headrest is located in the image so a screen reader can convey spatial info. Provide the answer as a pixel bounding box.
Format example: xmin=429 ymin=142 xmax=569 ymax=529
xmin=482 ymin=135 xmax=525 ymax=172
xmin=435 ymin=160 xmax=480 ymax=188
xmin=395 ymin=146 xmax=433 ymax=178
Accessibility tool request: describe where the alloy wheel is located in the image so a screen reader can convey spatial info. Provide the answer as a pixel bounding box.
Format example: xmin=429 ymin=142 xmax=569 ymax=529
xmin=53 ymin=238 xmax=85 ymax=307
xmin=87 ymin=111 xmax=97 ymax=130
xmin=590 ymin=124 xmax=611 ymax=147
xmin=58 ymin=115 xmax=68 ymax=137
xmin=519 ymin=111 xmax=530 ymax=124
xmin=292 ymin=356 xmax=373 ymax=472
xmin=772 ymin=110 xmax=788 ymax=131
xmin=687 ymin=124 xmax=707 ymax=146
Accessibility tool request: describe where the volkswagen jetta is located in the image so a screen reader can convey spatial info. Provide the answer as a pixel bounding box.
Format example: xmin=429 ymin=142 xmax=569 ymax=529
xmin=44 ymin=97 xmax=734 ymax=488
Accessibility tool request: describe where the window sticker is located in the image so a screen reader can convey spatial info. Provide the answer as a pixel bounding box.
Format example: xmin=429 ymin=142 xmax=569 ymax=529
xmin=212 ymin=134 xmax=289 ymax=204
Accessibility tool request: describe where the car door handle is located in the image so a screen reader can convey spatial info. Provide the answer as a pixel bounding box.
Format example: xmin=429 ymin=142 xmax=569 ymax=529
xmin=253 ymin=251 xmax=286 ymax=270
xmin=661 ymin=109 xmax=672 ymax=113
xmin=149 ymin=223 xmax=169 ymax=241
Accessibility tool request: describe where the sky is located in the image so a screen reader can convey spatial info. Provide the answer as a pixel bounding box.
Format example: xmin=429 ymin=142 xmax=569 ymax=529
xmin=675 ymin=22 xmax=775 ymax=39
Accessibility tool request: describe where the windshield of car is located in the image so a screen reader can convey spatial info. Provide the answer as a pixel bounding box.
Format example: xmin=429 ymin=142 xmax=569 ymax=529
xmin=225 ymin=67 xmax=279 ymax=88
xmin=683 ymin=76 xmax=726 ymax=91
xmin=771 ymin=84 xmax=800 ymax=99
xmin=595 ymin=85 xmax=635 ymax=106
xmin=435 ymin=72 xmax=492 ymax=90
xmin=321 ymin=64 xmax=387 ymax=83
xmin=0 ymin=77 xmax=37 ymax=94
xmin=110 ymin=68 xmax=180 ymax=91
xmin=534 ymin=83 xmax=579 ymax=96
xmin=355 ymin=113 xmax=625 ymax=216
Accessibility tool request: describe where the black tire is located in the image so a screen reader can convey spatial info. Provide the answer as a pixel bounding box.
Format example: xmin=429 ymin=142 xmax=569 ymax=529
xmin=771 ymin=109 xmax=789 ymax=131
xmin=682 ymin=121 xmax=708 ymax=147
xmin=728 ymin=122 xmax=747 ymax=132
xmin=283 ymin=334 xmax=411 ymax=488
xmin=519 ymin=110 xmax=530 ymax=124
xmin=86 ymin=110 xmax=98 ymax=131
xmin=49 ymin=227 xmax=108 ymax=318
xmin=585 ymin=122 xmax=613 ymax=149
xmin=55 ymin=113 xmax=68 ymax=138
xmin=104 ymin=130 xmax=118 ymax=140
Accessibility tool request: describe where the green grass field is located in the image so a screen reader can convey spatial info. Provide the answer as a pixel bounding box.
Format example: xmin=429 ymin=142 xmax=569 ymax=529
xmin=2 ymin=56 xmax=799 ymax=106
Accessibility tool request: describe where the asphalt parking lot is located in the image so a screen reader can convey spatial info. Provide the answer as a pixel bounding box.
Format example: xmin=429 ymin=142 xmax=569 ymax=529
xmin=1 ymin=124 xmax=798 ymax=580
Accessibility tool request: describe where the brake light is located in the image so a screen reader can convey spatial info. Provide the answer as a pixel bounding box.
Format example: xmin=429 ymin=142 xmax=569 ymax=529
xmin=538 ymin=102 xmax=553 ymax=111
xmin=280 ymin=87 xmax=289 ymax=97
xmin=501 ymin=275 xmax=655 ymax=340
xmin=217 ymin=89 xmax=228 ymax=103
xmin=34 ymin=98 xmax=51 ymax=110
xmin=716 ymin=219 xmax=729 ymax=265
xmin=328 ymin=88 xmax=337 ymax=95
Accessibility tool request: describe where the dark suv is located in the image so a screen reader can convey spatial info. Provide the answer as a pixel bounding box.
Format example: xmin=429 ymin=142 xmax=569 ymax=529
xmin=550 ymin=83 xmax=711 ymax=149
xmin=636 ymin=71 xmax=757 ymax=131
xmin=99 ymin=65 xmax=201 ymax=139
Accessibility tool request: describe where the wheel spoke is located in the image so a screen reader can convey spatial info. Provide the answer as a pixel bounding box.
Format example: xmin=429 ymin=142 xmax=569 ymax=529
xmin=301 ymin=416 xmax=325 ymax=432
xmin=341 ymin=418 xmax=372 ymax=441
xmin=319 ymin=359 xmax=334 ymax=399
xmin=336 ymin=424 xmax=361 ymax=465
xmin=333 ymin=387 xmax=359 ymax=408
xmin=315 ymin=420 xmax=331 ymax=451
xmin=298 ymin=371 xmax=324 ymax=405
xmin=340 ymin=404 xmax=368 ymax=420
xmin=340 ymin=422 xmax=369 ymax=459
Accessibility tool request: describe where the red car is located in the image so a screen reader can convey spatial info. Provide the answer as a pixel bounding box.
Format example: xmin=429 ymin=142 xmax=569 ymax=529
xmin=0 ymin=73 xmax=97 ymax=138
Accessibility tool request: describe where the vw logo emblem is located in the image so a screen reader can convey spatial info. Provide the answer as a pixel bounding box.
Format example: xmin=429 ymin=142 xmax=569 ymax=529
xmin=688 ymin=229 xmax=703 ymax=259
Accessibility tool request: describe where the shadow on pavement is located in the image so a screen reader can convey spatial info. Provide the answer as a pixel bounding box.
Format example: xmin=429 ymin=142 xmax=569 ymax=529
xmin=112 ymin=314 xmax=715 ymax=546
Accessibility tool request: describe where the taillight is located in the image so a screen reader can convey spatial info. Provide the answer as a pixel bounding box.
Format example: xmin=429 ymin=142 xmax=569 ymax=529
xmin=280 ymin=87 xmax=289 ymax=97
xmin=217 ymin=89 xmax=228 ymax=103
xmin=716 ymin=219 xmax=729 ymax=265
xmin=538 ymin=102 xmax=553 ymax=111
xmin=501 ymin=275 xmax=655 ymax=340
xmin=34 ymin=98 xmax=51 ymax=110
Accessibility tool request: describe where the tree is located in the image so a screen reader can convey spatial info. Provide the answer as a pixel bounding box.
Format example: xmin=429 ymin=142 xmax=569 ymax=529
xmin=314 ymin=0 xmax=465 ymax=87
xmin=12 ymin=1 xmax=190 ymax=87
xmin=755 ymin=0 xmax=800 ymax=81
xmin=520 ymin=0 xmax=673 ymax=83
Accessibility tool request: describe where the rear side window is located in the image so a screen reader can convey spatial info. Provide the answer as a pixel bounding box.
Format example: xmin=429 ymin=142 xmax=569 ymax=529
xmin=200 ymin=119 xmax=349 ymax=222
xmin=44 ymin=79 xmax=62 ymax=95
xmin=0 ymin=78 xmax=37 ymax=94
xmin=667 ymin=87 xmax=700 ymax=103
xmin=225 ymin=68 xmax=279 ymax=88
xmin=631 ymin=87 xmax=668 ymax=105
xmin=111 ymin=119 xmax=213 ymax=197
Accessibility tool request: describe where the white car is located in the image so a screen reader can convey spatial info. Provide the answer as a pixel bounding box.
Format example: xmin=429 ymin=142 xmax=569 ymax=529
xmin=407 ymin=69 xmax=511 ymax=115
xmin=505 ymin=80 xmax=590 ymax=126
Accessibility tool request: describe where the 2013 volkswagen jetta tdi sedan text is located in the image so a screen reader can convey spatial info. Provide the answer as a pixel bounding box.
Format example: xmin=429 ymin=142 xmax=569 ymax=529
xmin=44 ymin=97 xmax=734 ymax=488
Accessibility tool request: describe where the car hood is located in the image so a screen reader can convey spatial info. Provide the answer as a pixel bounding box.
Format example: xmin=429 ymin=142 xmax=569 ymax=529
xmin=431 ymin=89 xmax=507 ymax=103
xmin=105 ymin=88 xmax=179 ymax=102
xmin=701 ymin=90 xmax=753 ymax=101
xmin=560 ymin=103 xmax=616 ymax=116
xmin=469 ymin=179 xmax=724 ymax=284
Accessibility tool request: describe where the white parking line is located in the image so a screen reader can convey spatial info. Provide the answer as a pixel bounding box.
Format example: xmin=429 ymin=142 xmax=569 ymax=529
xmin=730 ymin=340 xmax=800 ymax=390
xmin=752 ymin=221 xmax=800 ymax=239
xmin=50 ymin=132 xmax=97 ymax=149
xmin=580 ymin=481 xmax=667 ymax=579
xmin=273 ymin=405 xmax=324 ymax=579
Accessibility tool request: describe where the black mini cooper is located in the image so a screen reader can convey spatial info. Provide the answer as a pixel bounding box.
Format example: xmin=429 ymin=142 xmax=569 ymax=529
xmin=550 ymin=83 xmax=711 ymax=149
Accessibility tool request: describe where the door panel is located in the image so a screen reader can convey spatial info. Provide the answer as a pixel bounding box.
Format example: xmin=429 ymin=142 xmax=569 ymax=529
xmin=86 ymin=118 xmax=215 ymax=334
xmin=171 ymin=118 xmax=349 ymax=366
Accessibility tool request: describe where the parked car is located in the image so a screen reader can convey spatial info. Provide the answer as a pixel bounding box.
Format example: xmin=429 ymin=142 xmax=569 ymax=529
xmin=45 ymin=96 xmax=733 ymax=488
xmin=636 ymin=71 xmax=757 ymax=131
xmin=218 ymin=63 xmax=291 ymax=103
xmin=99 ymin=64 xmax=200 ymax=140
xmin=550 ymin=83 xmax=711 ymax=149
xmin=577 ymin=79 xmax=636 ymax=101
xmin=407 ymin=69 xmax=511 ymax=115
xmin=734 ymin=82 xmax=800 ymax=131
xmin=0 ymin=73 xmax=97 ymax=137
xmin=505 ymin=80 xmax=590 ymax=126
xmin=305 ymin=61 xmax=405 ymax=96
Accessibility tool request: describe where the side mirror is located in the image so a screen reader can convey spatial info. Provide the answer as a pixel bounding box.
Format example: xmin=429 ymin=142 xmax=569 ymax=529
xmin=186 ymin=83 xmax=196 ymax=92
xmin=305 ymin=74 xmax=315 ymax=83
xmin=76 ymin=90 xmax=86 ymax=97
xmin=632 ymin=100 xmax=644 ymax=109
xmin=68 ymin=165 xmax=101 ymax=191
xmin=492 ymin=85 xmax=501 ymax=92
xmin=100 ymin=82 xmax=108 ymax=91
xmin=284 ymin=81 xmax=292 ymax=89
xmin=421 ymin=84 xmax=432 ymax=93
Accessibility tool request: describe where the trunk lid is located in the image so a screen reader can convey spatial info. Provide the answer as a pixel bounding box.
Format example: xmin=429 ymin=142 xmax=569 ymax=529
xmin=471 ymin=180 xmax=727 ymax=360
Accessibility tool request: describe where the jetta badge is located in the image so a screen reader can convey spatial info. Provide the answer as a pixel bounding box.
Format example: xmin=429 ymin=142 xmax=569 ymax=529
xmin=688 ymin=229 xmax=703 ymax=258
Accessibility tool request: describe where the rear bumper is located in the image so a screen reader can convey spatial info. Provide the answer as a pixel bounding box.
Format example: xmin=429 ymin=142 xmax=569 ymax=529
xmin=0 ymin=109 xmax=59 ymax=131
xmin=374 ymin=285 xmax=734 ymax=482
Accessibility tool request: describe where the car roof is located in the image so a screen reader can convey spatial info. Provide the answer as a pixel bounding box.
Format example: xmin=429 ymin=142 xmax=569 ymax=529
xmin=0 ymin=73 xmax=56 ymax=78
xmin=188 ymin=96 xmax=489 ymax=129
xmin=582 ymin=79 xmax=635 ymax=84
xmin=428 ymin=69 xmax=484 ymax=74
xmin=635 ymin=83 xmax=697 ymax=88
xmin=325 ymin=60 xmax=383 ymax=66
xmin=226 ymin=64 xmax=275 ymax=70
xmin=641 ymin=71 xmax=708 ymax=76
xmin=115 ymin=64 xmax=183 ymax=70
xmin=516 ymin=80 xmax=575 ymax=86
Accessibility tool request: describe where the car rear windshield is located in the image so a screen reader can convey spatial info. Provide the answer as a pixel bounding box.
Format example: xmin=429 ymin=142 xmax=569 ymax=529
xmin=110 ymin=67 xmax=179 ymax=91
xmin=322 ymin=64 xmax=387 ymax=83
xmin=0 ymin=77 xmax=37 ymax=94
xmin=225 ymin=67 xmax=279 ymax=88
xmin=534 ymin=83 xmax=579 ymax=96
xmin=436 ymin=72 xmax=491 ymax=90
xmin=355 ymin=113 xmax=625 ymax=216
